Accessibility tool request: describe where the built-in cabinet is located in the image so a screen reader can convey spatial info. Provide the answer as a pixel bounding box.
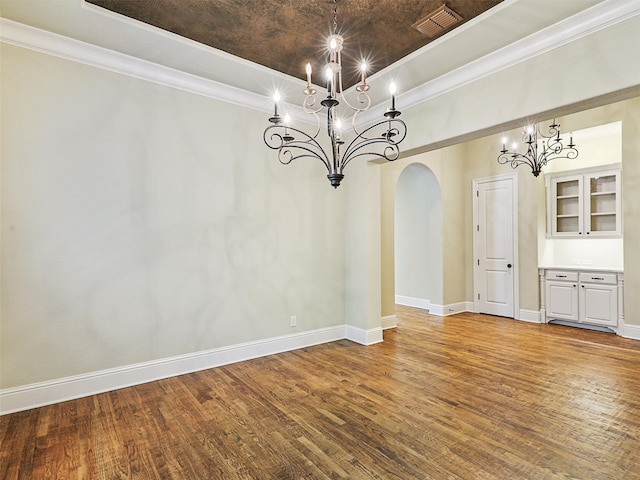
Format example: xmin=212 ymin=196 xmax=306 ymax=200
xmin=546 ymin=164 xmax=622 ymax=238
xmin=545 ymin=271 xmax=580 ymax=321
xmin=540 ymin=268 xmax=623 ymax=331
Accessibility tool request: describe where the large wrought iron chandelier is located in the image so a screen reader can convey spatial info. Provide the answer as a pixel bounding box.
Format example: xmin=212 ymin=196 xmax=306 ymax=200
xmin=263 ymin=0 xmax=407 ymax=188
xmin=497 ymin=119 xmax=578 ymax=177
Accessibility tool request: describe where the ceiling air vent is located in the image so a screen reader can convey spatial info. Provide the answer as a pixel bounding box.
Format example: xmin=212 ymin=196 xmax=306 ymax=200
xmin=412 ymin=4 xmax=463 ymax=38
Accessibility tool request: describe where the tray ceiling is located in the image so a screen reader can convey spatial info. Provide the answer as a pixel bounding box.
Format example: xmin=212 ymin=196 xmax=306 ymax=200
xmin=86 ymin=0 xmax=503 ymax=87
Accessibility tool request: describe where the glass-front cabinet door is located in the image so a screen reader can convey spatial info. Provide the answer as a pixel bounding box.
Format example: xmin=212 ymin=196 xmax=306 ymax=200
xmin=546 ymin=164 xmax=621 ymax=239
xmin=552 ymin=175 xmax=583 ymax=236
xmin=585 ymin=172 xmax=620 ymax=236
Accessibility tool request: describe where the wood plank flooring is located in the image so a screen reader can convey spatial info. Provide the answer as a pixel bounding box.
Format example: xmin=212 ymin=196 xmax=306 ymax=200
xmin=2 ymin=307 xmax=640 ymax=479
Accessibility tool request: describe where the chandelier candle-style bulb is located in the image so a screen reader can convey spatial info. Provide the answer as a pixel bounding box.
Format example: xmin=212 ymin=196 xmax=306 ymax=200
xmin=263 ymin=0 xmax=407 ymax=188
xmin=328 ymin=35 xmax=342 ymax=60
xmin=303 ymin=64 xmax=316 ymax=95
xmin=529 ymin=126 xmax=535 ymax=142
xmin=356 ymin=62 xmax=371 ymax=93
xmin=389 ymin=82 xmax=397 ymax=111
xmin=325 ymin=66 xmax=333 ymax=98
xmin=384 ymin=82 xmax=400 ymax=119
xmin=335 ymin=117 xmax=342 ymax=141
xmin=268 ymin=90 xmax=282 ymax=124
xmin=282 ymin=114 xmax=294 ymax=142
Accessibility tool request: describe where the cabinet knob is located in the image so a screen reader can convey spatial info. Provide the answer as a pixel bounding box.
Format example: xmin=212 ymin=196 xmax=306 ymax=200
xmin=507 ymin=264 xmax=512 ymax=268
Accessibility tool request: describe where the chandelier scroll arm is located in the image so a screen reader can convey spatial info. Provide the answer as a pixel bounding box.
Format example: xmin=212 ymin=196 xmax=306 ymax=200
xmin=497 ymin=151 xmax=541 ymax=177
xmin=337 ymin=73 xmax=372 ymax=117
xmin=340 ymin=144 xmax=402 ymax=171
xmin=339 ymin=118 xmax=407 ymax=172
xmin=263 ymin=125 xmax=332 ymax=173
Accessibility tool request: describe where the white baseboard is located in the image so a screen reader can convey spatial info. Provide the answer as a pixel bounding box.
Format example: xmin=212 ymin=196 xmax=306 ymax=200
xmin=381 ymin=315 xmax=397 ymax=330
xmin=427 ymin=302 xmax=468 ymax=317
xmin=345 ymin=325 xmax=383 ymax=346
xmin=9 ymin=310 xmax=630 ymax=415
xmin=518 ymin=309 xmax=542 ymax=323
xmin=395 ymin=295 xmax=430 ymax=310
xmin=0 ymin=325 xmax=346 ymax=416
xmin=395 ymin=297 xmax=474 ymax=317
xmin=621 ymin=322 xmax=640 ymax=340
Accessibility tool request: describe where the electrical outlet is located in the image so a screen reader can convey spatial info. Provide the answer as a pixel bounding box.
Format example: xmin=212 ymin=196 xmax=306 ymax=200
xmin=290 ymin=315 xmax=297 ymax=327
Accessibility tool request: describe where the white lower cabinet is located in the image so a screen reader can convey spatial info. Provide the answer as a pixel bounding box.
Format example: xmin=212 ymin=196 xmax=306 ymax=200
xmin=541 ymin=269 xmax=623 ymax=329
xmin=547 ymin=280 xmax=579 ymax=321
xmin=578 ymin=273 xmax=618 ymax=327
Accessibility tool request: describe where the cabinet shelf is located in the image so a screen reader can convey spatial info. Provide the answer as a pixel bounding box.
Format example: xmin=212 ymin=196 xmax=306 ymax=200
xmin=557 ymin=194 xmax=580 ymax=200
xmin=591 ymin=212 xmax=616 ymax=217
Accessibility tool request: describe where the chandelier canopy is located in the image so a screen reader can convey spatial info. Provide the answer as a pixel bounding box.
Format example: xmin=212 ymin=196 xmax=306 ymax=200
xmin=497 ymin=119 xmax=578 ymax=177
xmin=263 ymin=0 xmax=407 ymax=188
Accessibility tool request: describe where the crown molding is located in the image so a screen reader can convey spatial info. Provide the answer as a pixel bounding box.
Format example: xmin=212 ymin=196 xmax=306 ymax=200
xmin=0 ymin=17 xmax=270 ymax=114
xmin=356 ymin=0 xmax=640 ymax=127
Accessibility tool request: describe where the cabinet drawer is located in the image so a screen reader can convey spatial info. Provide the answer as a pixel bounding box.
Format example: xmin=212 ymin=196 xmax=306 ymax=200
xmin=579 ymin=272 xmax=618 ymax=285
xmin=546 ymin=270 xmax=578 ymax=282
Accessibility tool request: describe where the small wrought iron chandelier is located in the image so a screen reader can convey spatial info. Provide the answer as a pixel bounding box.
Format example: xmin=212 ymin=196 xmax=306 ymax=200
xmin=263 ymin=0 xmax=407 ymax=188
xmin=497 ymin=119 xmax=578 ymax=177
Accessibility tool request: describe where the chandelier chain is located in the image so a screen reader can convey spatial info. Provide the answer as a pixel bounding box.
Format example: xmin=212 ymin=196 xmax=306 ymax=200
xmin=332 ymin=0 xmax=338 ymax=35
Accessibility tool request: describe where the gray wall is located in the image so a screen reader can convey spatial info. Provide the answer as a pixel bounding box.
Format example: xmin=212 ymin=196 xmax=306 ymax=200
xmin=1 ymin=45 xmax=345 ymax=388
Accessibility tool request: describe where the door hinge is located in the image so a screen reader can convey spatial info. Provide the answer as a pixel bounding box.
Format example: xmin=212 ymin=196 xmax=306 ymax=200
xmin=477 ymin=259 xmax=480 ymax=266
xmin=477 ymin=293 xmax=480 ymax=300
xmin=476 ymin=225 xmax=479 ymax=231
xmin=476 ymin=190 xmax=479 ymax=197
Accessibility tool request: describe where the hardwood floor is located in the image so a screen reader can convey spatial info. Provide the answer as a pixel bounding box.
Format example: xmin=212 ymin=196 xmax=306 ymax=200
xmin=2 ymin=307 xmax=640 ymax=479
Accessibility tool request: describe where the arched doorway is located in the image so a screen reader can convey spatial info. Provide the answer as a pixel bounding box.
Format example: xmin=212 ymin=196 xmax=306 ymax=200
xmin=394 ymin=163 xmax=443 ymax=312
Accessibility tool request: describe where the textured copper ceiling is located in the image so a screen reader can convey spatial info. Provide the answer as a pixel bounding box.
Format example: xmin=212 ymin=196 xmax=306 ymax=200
xmin=87 ymin=0 xmax=503 ymax=87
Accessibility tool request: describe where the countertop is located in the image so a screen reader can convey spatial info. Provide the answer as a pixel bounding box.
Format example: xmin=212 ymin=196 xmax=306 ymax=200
xmin=539 ymin=265 xmax=623 ymax=273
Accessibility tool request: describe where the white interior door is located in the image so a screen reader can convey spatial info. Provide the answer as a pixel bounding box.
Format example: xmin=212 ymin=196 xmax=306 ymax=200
xmin=473 ymin=175 xmax=516 ymax=318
